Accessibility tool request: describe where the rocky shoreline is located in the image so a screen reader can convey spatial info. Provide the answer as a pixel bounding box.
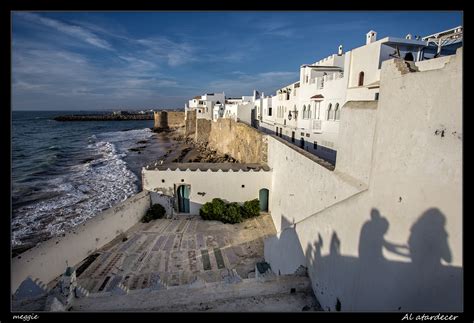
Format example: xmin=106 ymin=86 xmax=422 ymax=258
xmin=12 ymin=127 xmax=236 ymax=258
xmin=147 ymin=127 xmax=238 ymax=166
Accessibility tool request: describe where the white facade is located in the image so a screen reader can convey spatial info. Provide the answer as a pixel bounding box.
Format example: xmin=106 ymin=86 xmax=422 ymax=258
xmin=258 ymin=30 xmax=429 ymax=165
xmin=143 ymin=167 xmax=272 ymax=216
xmin=185 ymin=92 xmax=225 ymax=121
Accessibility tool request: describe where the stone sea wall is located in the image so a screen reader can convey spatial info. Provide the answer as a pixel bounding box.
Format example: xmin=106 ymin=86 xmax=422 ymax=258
xmin=153 ymin=111 xmax=185 ymax=131
xmin=188 ymin=117 xmax=267 ymax=164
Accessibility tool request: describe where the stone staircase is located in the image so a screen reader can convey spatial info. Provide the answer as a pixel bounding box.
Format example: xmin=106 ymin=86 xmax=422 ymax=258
xmin=394 ymin=59 xmax=419 ymax=74
xmin=71 ymin=274 xmax=318 ymax=312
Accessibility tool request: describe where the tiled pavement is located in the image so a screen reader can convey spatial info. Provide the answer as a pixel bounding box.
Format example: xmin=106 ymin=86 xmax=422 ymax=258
xmin=75 ymin=214 xmax=276 ymax=294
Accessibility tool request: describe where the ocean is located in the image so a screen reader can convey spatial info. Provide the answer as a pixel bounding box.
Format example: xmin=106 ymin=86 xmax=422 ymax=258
xmin=12 ymin=111 xmax=176 ymax=252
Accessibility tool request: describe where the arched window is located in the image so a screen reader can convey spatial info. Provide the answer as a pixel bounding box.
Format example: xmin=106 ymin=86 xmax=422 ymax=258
xmin=335 ymin=103 xmax=340 ymax=120
xmin=303 ymin=105 xmax=307 ymax=119
xmin=327 ymin=103 xmax=333 ymax=120
xmin=308 ymin=104 xmax=312 ymax=119
xmin=358 ymin=71 xmax=365 ymax=86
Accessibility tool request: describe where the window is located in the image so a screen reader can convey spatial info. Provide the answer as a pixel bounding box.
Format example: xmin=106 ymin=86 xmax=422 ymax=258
xmin=291 ymin=131 xmax=295 ymax=143
xmin=268 ymin=107 xmax=272 ymax=116
xmin=358 ymin=71 xmax=365 ymax=86
xmin=275 ymin=127 xmax=278 ymax=135
xmin=314 ymin=141 xmax=318 ymax=149
xmin=375 ymin=93 xmax=379 ymax=100
xmin=335 ymin=103 xmax=340 ymax=120
xmin=305 ymin=75 xmax=309 ymax=83
xmin=303 ymin=105 xmax=307 ymax=119
xmin=308 ymin=104 xmax=312 ymax=119
xmin=316 ymin=102 xmax=320 ymax=119
xmin=327 ymin=104 xmax=333 ymax=120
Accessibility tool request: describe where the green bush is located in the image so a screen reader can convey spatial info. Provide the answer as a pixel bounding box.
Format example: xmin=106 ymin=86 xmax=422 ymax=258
xmin=199 ymin=198 xmax=227 ymax=221
xmin=199 ymin=198 xmax=260 ymax=224
xmin=242 ymin=199 xmax=260 ymax=219
xmin=222 ymin=202 xmax=243 ymax=224
xmin=142 ymin=203 xmax=166 ymax=223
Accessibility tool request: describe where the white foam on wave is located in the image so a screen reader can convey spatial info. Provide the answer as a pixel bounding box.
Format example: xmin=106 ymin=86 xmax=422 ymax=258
xmin=12 ymin=128 xmax=154 ymax=247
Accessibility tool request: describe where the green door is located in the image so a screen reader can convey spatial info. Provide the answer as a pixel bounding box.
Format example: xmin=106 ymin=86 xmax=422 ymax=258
xmin=259 ymin=189 xmax=269 ymax=212
xmin=178 ymin=185 xmax=190 ymax=213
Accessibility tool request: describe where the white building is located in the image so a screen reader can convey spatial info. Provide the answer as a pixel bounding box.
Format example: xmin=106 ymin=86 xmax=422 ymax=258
xmin=186 ymin=91 xmax=261 ymax=125
xmin=185 ymin=92 xmax=225 ymax=120
xmin=258 ymin=30 xmax=430 ymax=164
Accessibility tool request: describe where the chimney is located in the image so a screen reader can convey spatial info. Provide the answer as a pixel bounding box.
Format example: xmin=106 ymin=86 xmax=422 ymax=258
xmin=366 ymin=30 xmax=377 ymax=45
xmin=338 ymin=45 xmax=343 ymax=56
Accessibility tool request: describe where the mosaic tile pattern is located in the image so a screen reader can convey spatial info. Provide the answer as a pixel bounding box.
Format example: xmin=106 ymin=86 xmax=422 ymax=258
xmin=77 ymin=214 xmax=275 ymax=293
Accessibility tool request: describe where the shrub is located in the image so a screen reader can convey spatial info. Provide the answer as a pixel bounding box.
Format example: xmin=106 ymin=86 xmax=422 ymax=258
xmin=242 ymin=199 xmax=260 ymax=219
xmin=199 ymin=198 xmax=227 ymax=221
xmin=200 ymin=198 xmax=260 ymax=224
xmin=222 ymin=202 xmax=243 ymax=224
xmin=142 ymin=203 xmax=166 ymax=223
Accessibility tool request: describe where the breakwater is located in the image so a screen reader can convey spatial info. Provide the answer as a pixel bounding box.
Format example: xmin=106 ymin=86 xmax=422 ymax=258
xmin=54 ymin=114 xmax=154 ymax=121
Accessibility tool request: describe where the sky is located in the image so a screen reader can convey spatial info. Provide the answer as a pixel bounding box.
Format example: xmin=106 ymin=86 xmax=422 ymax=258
xmin=12 ymin=11 xmax=462 ymax=111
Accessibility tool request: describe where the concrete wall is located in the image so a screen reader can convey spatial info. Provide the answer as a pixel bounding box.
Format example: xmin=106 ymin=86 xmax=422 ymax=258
xmin=143 ymin=169 xmax=272 ymax=215
xmin=335 ymin=101 xmax=378 ymax=184
xmin=207 ymin=119 xmax=268 ymax=163
xmin=264 ymin=49 xmax=463 ymax=311
xmin=415 ymin=55 xmax=452 ymax=71
xmin=11 ymin=191 xmax=151 ymax=293
xmin=265 ymin=135 xmax=365 ymax=234
xmin=153 ymin=111 xmax=185 ymax=131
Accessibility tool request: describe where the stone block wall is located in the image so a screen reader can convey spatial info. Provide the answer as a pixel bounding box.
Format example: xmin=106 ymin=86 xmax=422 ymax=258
xmin=185 ymin=110 xmax=196 ymax=137
xmin=207 ymin=119 xmax=267 ymax=164
xmin=154 ymin=111 xmax=185 ymax=131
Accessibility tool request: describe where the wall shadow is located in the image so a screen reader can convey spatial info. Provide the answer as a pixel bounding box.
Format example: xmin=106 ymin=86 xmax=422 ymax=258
xmin=305 ymin=207 xmax=462 ymax=312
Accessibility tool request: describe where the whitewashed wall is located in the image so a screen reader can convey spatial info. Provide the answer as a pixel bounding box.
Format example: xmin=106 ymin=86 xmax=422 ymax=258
xmin=143 ymin=168 xmax=272 ymax=215
xmin=11 ymin=191 xmax=151 ymax=293
xmin=264 ymin=49 xmax=463 ymax=311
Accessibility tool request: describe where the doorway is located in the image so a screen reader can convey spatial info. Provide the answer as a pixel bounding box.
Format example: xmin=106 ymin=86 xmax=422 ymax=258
xmin=259 ymin=188 xmax=269 ymax=212
xmin=300 ymin=137 xmax=305 ymax=149
xmin=177 ymin=185 xmax=190 ymax=213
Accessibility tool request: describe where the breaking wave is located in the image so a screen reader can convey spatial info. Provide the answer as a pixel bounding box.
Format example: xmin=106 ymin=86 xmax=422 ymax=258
xmin=12 ymin=128 xmax=154 ymax=247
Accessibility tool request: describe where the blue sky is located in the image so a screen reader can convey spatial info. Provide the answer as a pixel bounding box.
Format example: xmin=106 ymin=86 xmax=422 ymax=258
xmin=12 ymin=11 xmax=462 ymax=110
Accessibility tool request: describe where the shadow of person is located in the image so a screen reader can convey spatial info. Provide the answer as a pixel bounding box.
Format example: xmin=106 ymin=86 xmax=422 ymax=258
xmin=359 ymin=208 xmax=409 ymax=262
xmin=330 ymin=231 xmax=341 ymax=256
xmin=408 ymin=208 xmax=451 ymax=267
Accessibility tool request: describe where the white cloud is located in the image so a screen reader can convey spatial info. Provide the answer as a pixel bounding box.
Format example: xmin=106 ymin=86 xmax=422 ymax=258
xmin=136 ymin=38 xmax=196 ymax=66
xmin=15 ymin=12 xmax=113 ymax=50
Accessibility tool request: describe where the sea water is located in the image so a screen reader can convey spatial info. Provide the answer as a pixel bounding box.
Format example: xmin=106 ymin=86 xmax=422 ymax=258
xmin=12 ymin=111 xmax=175 ymax=251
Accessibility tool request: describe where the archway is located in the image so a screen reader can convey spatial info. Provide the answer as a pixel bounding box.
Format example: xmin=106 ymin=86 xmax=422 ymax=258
xmin=259 ymin=188 xmax=269 ymax=212
xmin=177 ymin=185 xmax=190 ymax=213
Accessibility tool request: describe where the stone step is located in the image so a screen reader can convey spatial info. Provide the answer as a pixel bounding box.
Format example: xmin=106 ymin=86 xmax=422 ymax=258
xmin=72 ymin=275 xmax=313 ymax=311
